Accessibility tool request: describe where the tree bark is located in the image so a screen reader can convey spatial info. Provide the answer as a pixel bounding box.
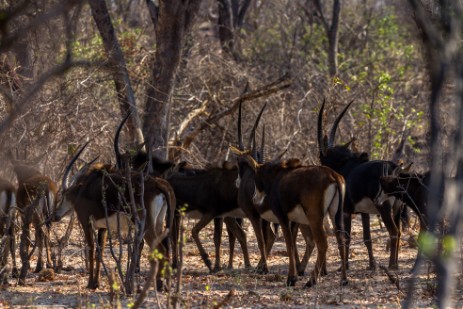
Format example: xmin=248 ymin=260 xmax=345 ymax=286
xmin=143 ymin=0 xmax=201 ymax=159
xmin=216 ymin=0 xmax=251 ymax=59
xmin=89 ymin=0 xmax=144 ymax=145
xmin=313 ymin=0 xmax=341 ymax=77
xmin=404 ymin=1 xmax=463 ymax=308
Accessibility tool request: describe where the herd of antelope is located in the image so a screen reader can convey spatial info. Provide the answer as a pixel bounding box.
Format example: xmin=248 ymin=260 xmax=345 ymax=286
xmin=0 ymin=101 xmax=430 ymax=292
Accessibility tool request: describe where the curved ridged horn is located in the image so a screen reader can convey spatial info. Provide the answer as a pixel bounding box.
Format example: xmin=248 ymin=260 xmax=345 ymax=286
xmin=238 ymin=100 xmax=244 ymax=150
xmin=317 ymin=99 xmax=326 ymax=158
xmin=114 ymin=112 xmax=131 ymax=169
xmin=259 ymin=125 xmax=266 ymax=163
xmin=328 ymin=100 xmax=354 ymax=149
xmin=248 ymin=102 xmax=268 ymax=149
xmin=62 ymin=141 xmax=90 ymax=191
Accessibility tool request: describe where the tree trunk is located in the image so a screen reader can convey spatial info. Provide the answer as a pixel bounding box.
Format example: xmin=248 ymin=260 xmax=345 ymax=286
xmin=217 ymin=0 xmax=251 ymax=59
xmin=143 ymin=0 xmax=201 ymax=159
xmin=89 ymin=0 xmax=144 ymax=145
xmin=313 ymin=0 xmax=341 ymax=77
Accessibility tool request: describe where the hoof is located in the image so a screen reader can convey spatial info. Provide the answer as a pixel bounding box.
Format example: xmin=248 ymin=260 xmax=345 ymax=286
xmin=286 ymin=276 xmax=297 ymax=287
xmin=256 ymin=265 xmax=269 ymax=275
xmin=388 ymin=265 xmax=399 ymax=271
xmin=18 ymin=278 xmax=27 ymax=286
xmin=366 ymin=263 xmax=377 ymax=271
xmin=211 ymin=266 xmax=222 ymax=273
xmin=86 ymin=282 xmax=99 ymax=290
xmin=155 ymin=279 xmax=164 ymax=291
xmin=337 ymin=262 xmax=350 ymax=272
xmin=304 ymin=278 xmax=316 ymax=288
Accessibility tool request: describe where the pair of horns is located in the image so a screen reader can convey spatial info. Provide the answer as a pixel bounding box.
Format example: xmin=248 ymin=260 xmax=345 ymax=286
xmin=317 ymin=99 xmax=354 ymax=157
xmin=237 ymin=100 xmax=267 ymax=163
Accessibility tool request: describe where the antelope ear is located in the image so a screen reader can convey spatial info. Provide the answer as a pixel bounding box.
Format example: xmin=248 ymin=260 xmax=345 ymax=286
xmin=230 ymin=145 xmax=246 ymax=156
xmin=245 ymin=154 xmax=260 ymax=171
xmin=401 ymin=162 xmax=413 ymax=173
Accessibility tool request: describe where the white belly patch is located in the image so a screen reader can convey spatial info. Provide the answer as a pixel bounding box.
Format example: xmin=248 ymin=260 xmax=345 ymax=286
xmin=354 ymin=198 xmax=380 ymax=215
xmin=288 ymin=205 xmax=310 ymax=225
xmin=221 ymin=208 xmax=246 ymax=218
xmin=261 ymin=210 xmax=279 ymax=223
xmin=94 ymin=212 xmax=133 ymax=232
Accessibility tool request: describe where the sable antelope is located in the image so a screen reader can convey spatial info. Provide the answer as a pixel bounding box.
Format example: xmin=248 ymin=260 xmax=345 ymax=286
xmin=318 ymin=100 xmax=407 ymax=270
xmin=380 ymin=168 xmax=430 ymax=267
xmin=165 ymin=163 xmax=251 ymax=272
xmin=50 ymin=144 xmax=176 ymax=290
xmin=0 ymin=178 xmax=17 ymax=283
xmin=231 ymin=146 xmax=347 ymax=288
xmin=380 ymin=168 xmax=429 ymax=230
xmin=11 ymin=162 xmax=57 ymax=286
xmin=114 ymin=114 xmax=250 ymax=272
xmin=234 ymin=101 xmax=312 ymax=275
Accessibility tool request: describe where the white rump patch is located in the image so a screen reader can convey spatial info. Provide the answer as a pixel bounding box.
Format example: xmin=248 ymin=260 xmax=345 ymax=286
xmin=288 ymin=205 xmax=310 ymax=225
xmin=323 ymin=183 xmax=338 ymax=215
xmin=151 ymin=194 xmax=167 ymax=238
xmin=221 ymin=208 xmax=246 ymax=218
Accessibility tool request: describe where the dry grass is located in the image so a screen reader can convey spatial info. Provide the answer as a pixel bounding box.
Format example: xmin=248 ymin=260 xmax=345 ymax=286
xmin=0 ymin=215 xmax=462 ymax=308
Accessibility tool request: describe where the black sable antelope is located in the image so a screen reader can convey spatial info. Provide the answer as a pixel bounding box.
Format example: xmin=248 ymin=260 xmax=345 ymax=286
xmin=380 ymin=167 xmax=430 ymax=267
xmin=50 ymin=144 xmax=176 ymax=290
xmin=230 ymin=146 xmax=347 ymax=288
xmin=234 ymin=101 xmax=312 ymax=275
xmin=166 ymin=163 xmax=251 ymax=273
xmin=114 ymin=114 xmax=249 ymax=273
xmin=318 ymin=100 xmax=407 ymax=270
xmin=0 ymin=177 xmax=17 ymax=283
xmin=12 ymin=163 xmax=57 ymax=286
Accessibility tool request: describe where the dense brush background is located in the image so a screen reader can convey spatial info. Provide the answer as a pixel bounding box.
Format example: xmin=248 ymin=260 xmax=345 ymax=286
xmin=0 ymin=0 xmax=436 ymax=181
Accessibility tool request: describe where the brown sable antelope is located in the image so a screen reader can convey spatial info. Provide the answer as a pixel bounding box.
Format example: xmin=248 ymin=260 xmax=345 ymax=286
xmin=234 ymin=101 xmax=313 ymax=275
xmin=114 ymin=114 xmax=250 ymax=273
xmin=11 ymin=160 xmax=57 ymax=286
xmin=50 ymin=144 xmax=176 ymax=290
xmin=318 ymin=100 xmax=409 ymax=270
xmin=0 ymin=177 xmax=17 ymax=283
xmin=230 ymin=146 xmax=347 ymax=288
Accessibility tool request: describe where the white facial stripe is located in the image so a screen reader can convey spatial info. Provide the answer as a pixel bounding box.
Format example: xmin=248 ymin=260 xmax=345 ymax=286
xmin=54 ymin=196 xmax=74 ymax=220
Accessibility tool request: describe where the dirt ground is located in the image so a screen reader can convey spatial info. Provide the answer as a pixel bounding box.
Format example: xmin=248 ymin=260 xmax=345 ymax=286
xmin=1 ymin=215 xmax=462 ymax=309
